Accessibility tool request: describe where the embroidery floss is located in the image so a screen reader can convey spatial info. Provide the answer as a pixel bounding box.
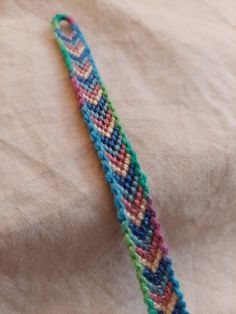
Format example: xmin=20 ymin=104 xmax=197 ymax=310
xmin=51 ymin=14 xmax=188 ymax=314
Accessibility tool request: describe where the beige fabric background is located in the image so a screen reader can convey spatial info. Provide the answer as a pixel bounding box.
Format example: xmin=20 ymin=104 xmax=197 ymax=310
xmin=0 ymin=1 xmax=236 ymax=313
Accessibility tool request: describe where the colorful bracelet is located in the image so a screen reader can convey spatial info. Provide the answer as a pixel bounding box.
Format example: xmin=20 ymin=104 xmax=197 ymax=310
xmin=51 ymin=14 xmax=188 ymax=314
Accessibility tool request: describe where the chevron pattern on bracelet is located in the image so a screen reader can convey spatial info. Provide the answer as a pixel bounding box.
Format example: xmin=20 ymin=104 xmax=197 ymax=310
xmin=52 ymin=14 xmax=188 ymax=314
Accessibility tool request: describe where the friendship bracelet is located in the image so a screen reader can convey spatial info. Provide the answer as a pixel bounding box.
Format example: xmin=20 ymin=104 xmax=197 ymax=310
xmin=51 ymin=14 xmax=188 ymax=314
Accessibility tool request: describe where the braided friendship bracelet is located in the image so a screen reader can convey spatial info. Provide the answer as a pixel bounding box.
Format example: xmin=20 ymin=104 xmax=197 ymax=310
xmin=51 ymin=14 xmax=188 ymax=314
